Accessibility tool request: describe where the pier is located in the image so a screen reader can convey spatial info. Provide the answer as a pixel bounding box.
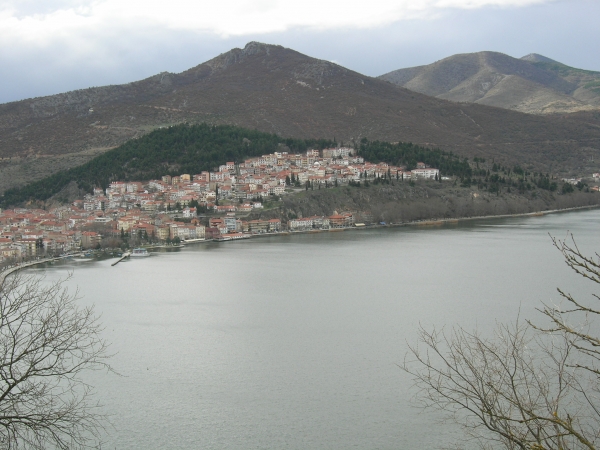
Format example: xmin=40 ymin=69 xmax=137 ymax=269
xmin=111 ymin=252 xmax=131 ymax=266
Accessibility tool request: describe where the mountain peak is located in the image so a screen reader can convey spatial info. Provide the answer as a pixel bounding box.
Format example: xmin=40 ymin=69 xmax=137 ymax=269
xmin=242 ymin=41 xmax=281 ymax=55
xmin=201 ymin=41 xmax=285 ymax=74
xmin=520 ymin=53 xmax=559 ymax=64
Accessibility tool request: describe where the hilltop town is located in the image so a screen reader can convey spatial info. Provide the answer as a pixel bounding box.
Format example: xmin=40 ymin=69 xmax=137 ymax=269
xmin=0 ymin=148 xmax=440 ymax=264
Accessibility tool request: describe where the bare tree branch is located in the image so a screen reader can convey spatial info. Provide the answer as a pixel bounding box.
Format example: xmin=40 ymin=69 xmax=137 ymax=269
xmin=0 ymin=272 xmax=112 ymax=449
xmin=403 ymin=235 xmax=600 ymax=449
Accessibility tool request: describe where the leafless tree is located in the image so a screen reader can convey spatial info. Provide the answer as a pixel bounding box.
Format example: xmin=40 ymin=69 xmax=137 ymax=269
xmin=0 ymin=273 xmax=111 ymax=449
xmin=403 ymin=235 xmax=600 ymax=449
xmin=537 ymin=236 xmax=600 ymax=378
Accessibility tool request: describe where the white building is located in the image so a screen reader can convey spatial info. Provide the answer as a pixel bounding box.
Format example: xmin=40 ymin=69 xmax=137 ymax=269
xmin=411 ymin=168 xmax=440 ymax=180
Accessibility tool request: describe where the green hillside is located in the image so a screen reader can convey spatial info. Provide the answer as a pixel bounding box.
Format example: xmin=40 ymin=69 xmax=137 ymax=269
xmin=0 ymin=123 xmax=470 ymax=208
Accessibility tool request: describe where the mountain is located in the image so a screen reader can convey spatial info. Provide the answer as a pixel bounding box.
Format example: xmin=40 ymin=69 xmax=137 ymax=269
xmin=1 ymin=42 xmax=600 ymax=193
xmin=378 ymin=51 xmax=600 ymax=115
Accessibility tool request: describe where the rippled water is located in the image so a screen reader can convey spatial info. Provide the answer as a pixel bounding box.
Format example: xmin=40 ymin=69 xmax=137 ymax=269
xmin=28 ymin=209 xmax=600 ymax=449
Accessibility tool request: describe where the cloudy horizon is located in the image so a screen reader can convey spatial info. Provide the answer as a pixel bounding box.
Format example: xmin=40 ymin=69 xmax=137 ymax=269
xmin=1 ymin=0 xmax=598 ymax=104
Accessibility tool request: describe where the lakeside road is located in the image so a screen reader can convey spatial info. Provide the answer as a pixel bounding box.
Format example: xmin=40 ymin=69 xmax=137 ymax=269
xmin=0 ymin=254 xmax=82 ymax=285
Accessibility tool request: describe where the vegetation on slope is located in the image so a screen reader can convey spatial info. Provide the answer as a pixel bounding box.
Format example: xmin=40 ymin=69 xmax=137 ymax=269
xmin=357 ymin=138 xmax=472 ymax=177
xmin=531 ymin=60 xmax=600 ymax=79
xmin=0 ymin=123 xmax=469 ymax=208
xmin=255 ymin=181 xmax=600 ymax=225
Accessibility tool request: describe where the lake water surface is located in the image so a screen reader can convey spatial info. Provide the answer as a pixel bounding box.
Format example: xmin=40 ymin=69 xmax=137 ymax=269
xmin=29 ymin=209 xmax=600 ymax=449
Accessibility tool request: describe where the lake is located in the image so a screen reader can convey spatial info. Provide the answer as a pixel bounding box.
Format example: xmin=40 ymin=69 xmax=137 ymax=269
xmin=29 ymin=209 xmax=600 ymax=449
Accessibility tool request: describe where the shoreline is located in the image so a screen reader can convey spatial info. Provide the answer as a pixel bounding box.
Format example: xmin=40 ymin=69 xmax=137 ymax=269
xmin=248 ymin=203 xmax=600 ymax=239
xmin=391 ymin=203 xmax=600 ymax=228
xmin=2 ymin=203 xmax=598 ymax=281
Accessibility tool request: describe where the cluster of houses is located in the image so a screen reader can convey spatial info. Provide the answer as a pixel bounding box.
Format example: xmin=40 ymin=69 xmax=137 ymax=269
xmin=0 ymin=148 xmax=440 ymax=263
xmin=86 ymin=147 xmax=439 ymax=213
xmin=0 ymin=206 xmax=99 ymax=262
xmin=562 ymin=173 xmax=600 ymax=191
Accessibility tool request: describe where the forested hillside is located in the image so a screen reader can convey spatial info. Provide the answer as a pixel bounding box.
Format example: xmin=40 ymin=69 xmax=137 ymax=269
xmin=0 ymin=123 xmax=469 ymax=207
xmin=358 ymin=138 xmax=471 ymax=178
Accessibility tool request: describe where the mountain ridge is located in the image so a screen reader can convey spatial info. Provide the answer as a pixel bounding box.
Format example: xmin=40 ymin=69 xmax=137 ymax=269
xmin=1 ymin=42 xmax=600 ymax=193
xmin=378 ymin=51 xmax=600 ymax=115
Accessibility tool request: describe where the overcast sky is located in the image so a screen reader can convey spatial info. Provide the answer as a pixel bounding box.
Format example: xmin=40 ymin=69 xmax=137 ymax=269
xmin=1 ymin=0 xmax=598 ymax=104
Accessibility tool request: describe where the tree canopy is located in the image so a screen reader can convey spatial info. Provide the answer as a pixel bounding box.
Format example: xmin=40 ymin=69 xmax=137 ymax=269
xmin=357 ymin=138 xmax=471 ymax=178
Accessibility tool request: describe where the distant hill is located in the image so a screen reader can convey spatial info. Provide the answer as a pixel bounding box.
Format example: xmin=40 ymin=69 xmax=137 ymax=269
xmin=378 ymin=51 xmax=600 ymax=115
xmin=2 ymin=42 xmax=600 ymax=194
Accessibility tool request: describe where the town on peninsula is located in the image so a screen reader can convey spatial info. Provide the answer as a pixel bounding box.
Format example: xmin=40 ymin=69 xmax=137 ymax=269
xmin=0 ymin=147 xmax=443 ymax=263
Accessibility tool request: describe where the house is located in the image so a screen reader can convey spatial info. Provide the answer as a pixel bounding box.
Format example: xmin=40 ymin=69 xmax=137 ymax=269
xmin=204 ymin=227 xmax=222 ymax=240
xmin=288 ymin=217 xmax=313 ymax=231
xmin=81 ymin=231 xmax=101 ymax=249
xmin=182 ymin=207 xmax=197 ymax=218
xmin=156 ymin=225 xmax=170 ymax=241
xmin=246 ymin=219 xmax=270 ymax=234
xmin=328 ymin=213 xmax=354 ymax=228
xmin=1 ymin=246 xmax=21 ymax=261
xmin=195 ymin=225 xmax=206 ymax=239
xmin=16 ymin=238 xmax=39 ymax=256
xmin=411 ymin=168 xmax=439 ymax=179
xmin=224 ymin=216 xmax=241 ymax=232
xmin=268 ymin=219 xmax=282 ymax=232
xmin=117 ymin=216 xmax=137 ymax=232
xmin=126 ymin=182 xmax=143 ymax=193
